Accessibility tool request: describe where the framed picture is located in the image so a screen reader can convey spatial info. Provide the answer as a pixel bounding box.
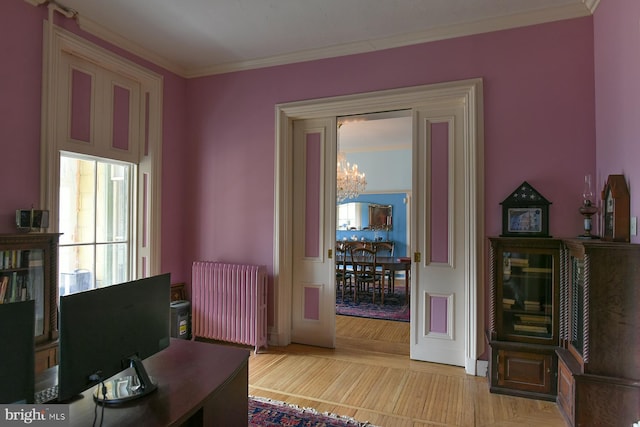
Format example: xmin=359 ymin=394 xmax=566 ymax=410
xmin=170 ymin=283 xmax=187 ymax=302
xmin=506 ymin=207 xmax=543 ymax=234
xmin=500 ymin=182 xmax=551 ymax=237
xmin=16 ymin=209 xmax=49 ymax=230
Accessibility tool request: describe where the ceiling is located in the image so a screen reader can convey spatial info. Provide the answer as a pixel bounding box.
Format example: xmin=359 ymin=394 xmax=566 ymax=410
xmin=339 ymin=112 xmax=412 ymax=152
xmin=40 ymin=0 xmax=598 ymax=78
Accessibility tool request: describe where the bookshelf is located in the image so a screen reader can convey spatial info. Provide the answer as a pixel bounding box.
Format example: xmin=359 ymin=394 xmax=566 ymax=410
xmin=487 ymin=237 xmax=563 ymax=401
xmin=0 ymin=233 xmax=60 ymax=373
xmin=556 ymin=239 xmax=640 ymax=426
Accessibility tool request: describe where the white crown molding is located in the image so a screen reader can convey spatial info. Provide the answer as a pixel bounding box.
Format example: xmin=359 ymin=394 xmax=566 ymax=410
xmin=369 ymin=3 xmax=593 ymax=52
xmin=583 ymin=0 xmax=601 ymax=14
xmin=23 ymin=0 xmax=185 ymax=76
xmin=75 ymin=15 xmax=188 ymax=77
xmin=187 ymin=3 xmax=594 ymax=78
xmin=25 ymin=0 xmax=596 ymax=79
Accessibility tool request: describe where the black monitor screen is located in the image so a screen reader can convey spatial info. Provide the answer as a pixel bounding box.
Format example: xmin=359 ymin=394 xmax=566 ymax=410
xmin=0 ymin=300 xmax=35 ymax=404
xmin=58 ymin=273 xmax=171 ymax=403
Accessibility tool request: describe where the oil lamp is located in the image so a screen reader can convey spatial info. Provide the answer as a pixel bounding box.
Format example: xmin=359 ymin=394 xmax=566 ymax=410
xmin=578 ymin=174 xmax=599 ymax=239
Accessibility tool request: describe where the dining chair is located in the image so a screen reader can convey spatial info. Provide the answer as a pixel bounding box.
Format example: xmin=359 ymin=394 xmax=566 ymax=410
xmin=335 ymin=242 xmax=352 ymax=302
xmin=373 ymin=242 xmax=395 ymax=295
xmin=349 ymin=246 xmax=383 ymax=303
xmin=344 ymin=241 xmax=365 ymax=251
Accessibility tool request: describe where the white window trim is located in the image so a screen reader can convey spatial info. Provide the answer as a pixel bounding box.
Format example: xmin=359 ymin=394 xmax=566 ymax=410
xmin=41 ymin=23 xmax=163 ymax=278
xmin=58 ymin=151 xmax=137 ymax=288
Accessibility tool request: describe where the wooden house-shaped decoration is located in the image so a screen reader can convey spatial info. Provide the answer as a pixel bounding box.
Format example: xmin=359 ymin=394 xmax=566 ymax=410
xmin=500 ymin=181 xmax=551 ymax=237
xmin=601 ymin=174 xmax=630 ymax=242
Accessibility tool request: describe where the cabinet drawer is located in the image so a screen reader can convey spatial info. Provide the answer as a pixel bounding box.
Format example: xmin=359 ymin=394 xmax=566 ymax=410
xmin=498 ymin=349 xmax=553 ymax=394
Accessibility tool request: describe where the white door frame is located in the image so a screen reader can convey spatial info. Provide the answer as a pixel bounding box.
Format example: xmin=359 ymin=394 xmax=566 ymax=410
xmin=273 ymin=79 xmax=485 ymax=375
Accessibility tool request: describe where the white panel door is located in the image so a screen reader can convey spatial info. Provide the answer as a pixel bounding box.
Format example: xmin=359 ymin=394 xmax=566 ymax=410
xmin=410 ymin=102 xmax=467 ymax=366
xmin=290 ymin=118 xmax=336 ymax=348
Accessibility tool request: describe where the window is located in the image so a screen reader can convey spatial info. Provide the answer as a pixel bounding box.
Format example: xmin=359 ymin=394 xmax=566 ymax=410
xmin=58 ymin=154 xmax=135 ymax=295
xmin=337 ymin=202 xmax=361 ymax=230
xmin=42 ymin=26 xmax=163 ymax=297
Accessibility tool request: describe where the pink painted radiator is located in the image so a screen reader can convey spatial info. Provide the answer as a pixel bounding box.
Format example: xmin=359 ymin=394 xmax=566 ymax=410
xmin=191 ymin=261 xmax=268 ymax=353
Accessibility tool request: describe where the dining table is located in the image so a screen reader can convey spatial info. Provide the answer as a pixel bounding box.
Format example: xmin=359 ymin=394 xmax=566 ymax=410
xmin=336 ymin=253 xmax=411 ymax=304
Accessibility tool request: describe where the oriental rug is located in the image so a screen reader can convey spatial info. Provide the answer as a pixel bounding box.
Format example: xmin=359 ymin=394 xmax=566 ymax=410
xmin=249 ymin=396 xmax=374 ymax=427
xmin=336 ymin=287 xmax=409 ymax=322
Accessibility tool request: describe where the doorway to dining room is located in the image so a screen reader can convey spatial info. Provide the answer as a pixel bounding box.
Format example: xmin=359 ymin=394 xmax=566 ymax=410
xmin=280 ymin=79 xmax=483 ymax=373
xmin=335 ymin=110 xmax=412 ymax=332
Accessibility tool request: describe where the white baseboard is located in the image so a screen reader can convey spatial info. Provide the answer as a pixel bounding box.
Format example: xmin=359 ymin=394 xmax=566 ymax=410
xmin=267 ymin=327 xmax=286 ymax=347
xmin=476 ymin=360 xmax=489 ymax=377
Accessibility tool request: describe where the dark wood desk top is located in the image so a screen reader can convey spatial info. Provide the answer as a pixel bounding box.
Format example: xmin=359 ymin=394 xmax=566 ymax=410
xmin=37 ymin=339 xmax=250 ymax=426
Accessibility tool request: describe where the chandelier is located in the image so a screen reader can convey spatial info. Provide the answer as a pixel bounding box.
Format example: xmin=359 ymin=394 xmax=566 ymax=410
xmin=336 ymin=151 xmax=366 ymax=202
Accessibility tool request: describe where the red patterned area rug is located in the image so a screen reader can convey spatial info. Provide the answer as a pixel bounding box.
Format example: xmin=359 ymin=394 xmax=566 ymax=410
xmin=249 ymin=396 xmax=375 ymax=427
xmin=336 ymin=287 xmax=409 ymax=322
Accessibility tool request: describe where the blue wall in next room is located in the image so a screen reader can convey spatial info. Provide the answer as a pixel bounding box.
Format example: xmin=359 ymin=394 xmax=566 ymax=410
xmin=336 ymin=193 xmax=408 ymax=257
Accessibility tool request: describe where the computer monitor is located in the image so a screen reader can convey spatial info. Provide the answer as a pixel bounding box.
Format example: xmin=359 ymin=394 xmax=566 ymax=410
xmin=58 ymin=273 xmax=171 ymax=404
xmin=0 ymin=299 xmax=35 ymax=404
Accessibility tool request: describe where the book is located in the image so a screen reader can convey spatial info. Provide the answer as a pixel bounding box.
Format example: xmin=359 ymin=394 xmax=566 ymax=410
xmin=9 ymin=272 xmax=18 ymax=303
xmin=28 ymin=250 xmax=43 ymax=267
xmin=522 ymin=267 xmax=552 ymax=273
xmin=0 ymin=276 xmax=8 ymax=303
xmin=509 ymin=258 xmax=529 ymax=267
xmin=516 ymin=314 xmax=551 ymax=324
xmin=514 ymin=323 xmax=548 ymax=333
xmin=2 ymin=250 xmax=10 ymax=269
xmin=11 ymin=250 xmax=20 ymax=269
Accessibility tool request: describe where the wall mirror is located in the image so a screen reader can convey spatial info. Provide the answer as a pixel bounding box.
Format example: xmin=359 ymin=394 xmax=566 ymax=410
xmin=337 ymin=202 xmax=392 ymax=230
xmin=368 ymin=204 xmax=392 ymax=229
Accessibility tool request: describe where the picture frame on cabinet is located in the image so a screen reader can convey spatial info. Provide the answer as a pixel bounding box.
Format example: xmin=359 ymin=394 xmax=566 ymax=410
xmin=170 ymin=283 xmax=186 ymax=302
xmin=506 ymin=207 xmax=543 ymax=234
xmin=500 ymin=181 xmax=551 ymax=237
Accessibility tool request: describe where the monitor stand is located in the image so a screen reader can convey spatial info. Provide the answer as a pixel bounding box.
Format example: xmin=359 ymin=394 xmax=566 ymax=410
xmin=93 ymin=356 xmax=157 ymax=405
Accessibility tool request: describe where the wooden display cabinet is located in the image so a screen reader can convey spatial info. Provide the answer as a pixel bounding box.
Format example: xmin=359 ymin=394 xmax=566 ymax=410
xmin=556 ymin=239 xmax=640 ymax=427
xmin=487 ymin=237 xmax=562 ymax=401
xmin=0 ymin=233 xmax=60 ymax=374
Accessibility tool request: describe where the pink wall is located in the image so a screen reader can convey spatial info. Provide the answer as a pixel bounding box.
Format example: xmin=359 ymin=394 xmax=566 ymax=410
xmin=3 ymin=0 xmax=603 ymax=344
xmin=594 ymin=0 xmax=640 ymax=243
xmin=0 ymin=0 xmax=190 ymax=283
xmin=0 ymin=1 xmax=44 ymax=226
xmin=185 ymin=18 xmax=596 ymax=329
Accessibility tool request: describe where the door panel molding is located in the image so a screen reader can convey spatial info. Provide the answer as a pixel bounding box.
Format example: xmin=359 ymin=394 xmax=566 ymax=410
xmin=290 ymin=118 xmax=336 ymax=348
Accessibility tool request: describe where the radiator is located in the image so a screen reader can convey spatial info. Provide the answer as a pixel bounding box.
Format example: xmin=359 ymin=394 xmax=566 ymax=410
xmin=191 ymin=261 xmax=268 ymax=353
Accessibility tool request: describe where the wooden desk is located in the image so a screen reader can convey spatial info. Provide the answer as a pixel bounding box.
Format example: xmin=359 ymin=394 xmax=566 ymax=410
xmin=36 ymin=339 xmax=250 ymax=426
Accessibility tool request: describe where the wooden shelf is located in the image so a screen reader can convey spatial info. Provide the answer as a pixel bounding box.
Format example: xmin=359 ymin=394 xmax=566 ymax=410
xmin=0 ymin=233 xmax=60 ymax=374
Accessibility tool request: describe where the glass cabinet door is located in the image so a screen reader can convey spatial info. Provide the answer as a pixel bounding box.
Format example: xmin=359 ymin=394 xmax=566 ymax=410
xmin=0 ymin=248 xmax=45 ymax=337
xmin=500 ymin=250 xmax=554 ymax=340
